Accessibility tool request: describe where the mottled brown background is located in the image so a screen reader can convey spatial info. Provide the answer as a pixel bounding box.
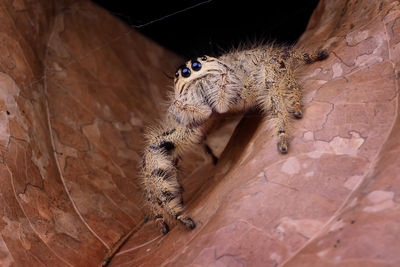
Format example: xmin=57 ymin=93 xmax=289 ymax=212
xmin=0 ymin=0 xmax=399 ymax=266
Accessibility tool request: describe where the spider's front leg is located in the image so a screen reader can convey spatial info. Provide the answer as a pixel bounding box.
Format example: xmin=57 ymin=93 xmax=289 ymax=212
xmin=142 ymin=122 xmax=203 ymax=234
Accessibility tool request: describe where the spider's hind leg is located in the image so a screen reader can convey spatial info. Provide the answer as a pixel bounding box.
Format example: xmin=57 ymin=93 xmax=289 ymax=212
xmin=272 ymin=107 xmax=291 ymax=154
xmin=287 ymin=79 xmax=303 ymax=119
xmin=261 ymin=74 xmax=301 ymax=154
xmin=260 ymin=92 xmax=290 ymax=154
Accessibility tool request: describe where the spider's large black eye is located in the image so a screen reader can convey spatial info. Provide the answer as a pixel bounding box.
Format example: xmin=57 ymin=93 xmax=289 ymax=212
xmin=175 ymin=71 xmax=179 ymax=78
xmin=191 ymin=61 xmax=202 ymax=71
xmin=181 ymin=67 xmax=191 ymax=78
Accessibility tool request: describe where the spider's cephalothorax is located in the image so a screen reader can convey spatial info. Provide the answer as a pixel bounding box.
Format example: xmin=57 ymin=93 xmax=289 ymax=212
xmin=170 ymin=55 xmax=242 ymax=127
xmin=141 ymin=45 xmax=328 ymax=234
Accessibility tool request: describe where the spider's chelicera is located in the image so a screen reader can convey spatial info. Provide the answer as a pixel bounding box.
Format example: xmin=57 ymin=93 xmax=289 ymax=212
xmin=141 ymin=45 xmax=328 ymax=234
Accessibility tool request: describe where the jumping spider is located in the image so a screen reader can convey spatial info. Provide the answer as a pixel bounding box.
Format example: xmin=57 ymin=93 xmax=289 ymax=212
xmin=141 ymin=44 xmax=328 ymax=234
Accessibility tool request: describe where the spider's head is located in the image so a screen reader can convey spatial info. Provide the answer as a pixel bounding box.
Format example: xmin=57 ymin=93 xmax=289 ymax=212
xmin=169 ymin=55 xmax=227 ymax=127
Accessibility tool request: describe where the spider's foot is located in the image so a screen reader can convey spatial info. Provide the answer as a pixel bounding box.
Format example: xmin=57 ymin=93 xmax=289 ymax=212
xmin=177 ymin=215 xmax=196 ymax=230
xmin=293 ymin=102 xmax=303 ymax=119
xmin=293 ymin=110 xmax=303 ymax=119
xmin=277 ymin=141 xmax=288 ymax=154
xmin=317 ymin=49 xmax=329 ymax=61
xmin=155 ymin=217 xmax=169 ymax=235
xmin=277 ymin=135 xmax=288 ymax=154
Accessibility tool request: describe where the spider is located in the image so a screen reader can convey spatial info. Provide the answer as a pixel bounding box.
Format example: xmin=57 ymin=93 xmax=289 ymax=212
xmin=141 ymin=44 xmax=328 ymax=234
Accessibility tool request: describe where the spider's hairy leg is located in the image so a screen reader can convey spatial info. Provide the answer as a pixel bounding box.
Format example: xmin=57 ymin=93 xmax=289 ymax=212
xmin=287 ymin=47 xmax=329 ymax=119
xmin=269 ymin=73 xmax=305 ymax=153
xmin=292 ymin=48 xmax=329 ymax=64
xmin=142 ymin=123 xmax=203 ymax=234
xmin=259 ymin=68 xmax=296 ymax=154
xmin=286 ymin=79 xmax=303 ymax=119
xmin=267 ymin=84 xmax=291 ymax=154
xmin=144 ymin=183 xmax=171 ymax=234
